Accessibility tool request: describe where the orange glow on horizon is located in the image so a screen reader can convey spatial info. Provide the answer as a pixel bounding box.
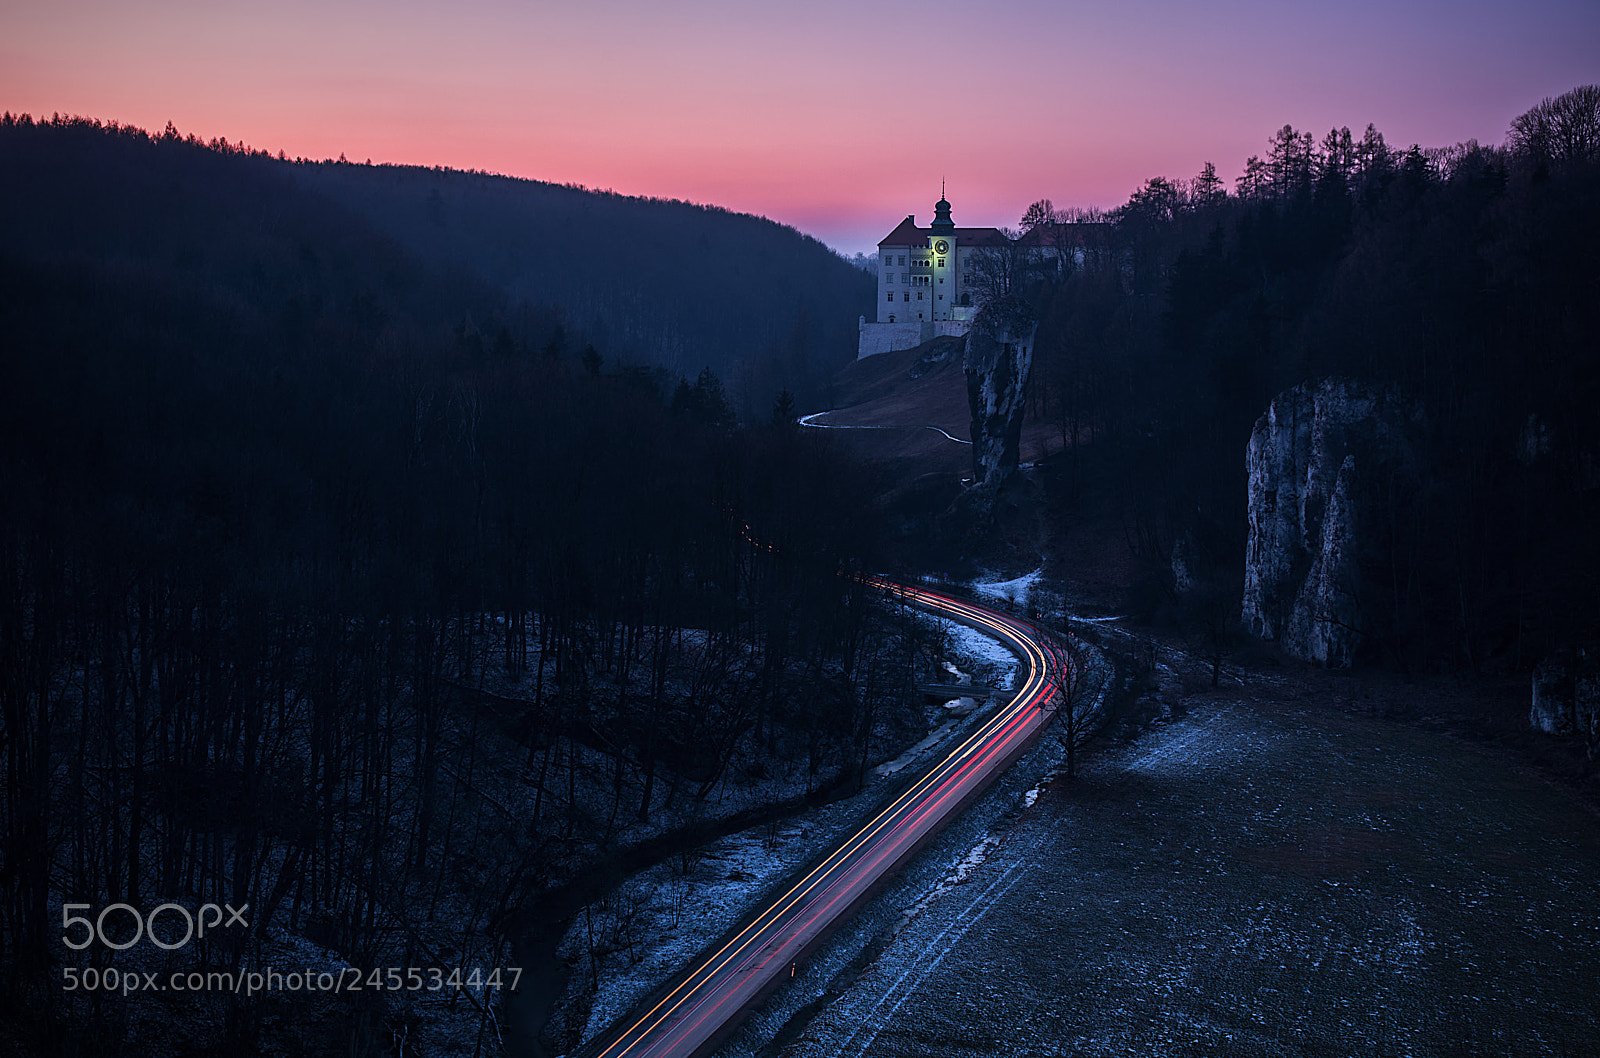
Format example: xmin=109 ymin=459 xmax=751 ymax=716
xmin=5 ymin=0 xmax=1596 ymax=252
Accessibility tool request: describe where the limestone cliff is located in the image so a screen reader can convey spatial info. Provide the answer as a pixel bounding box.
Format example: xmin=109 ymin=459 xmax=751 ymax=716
xmin=1242 ymin=379 xmax=1423 ymax=667
xmin=1530 ymin=646 xmax=1600 ymax=758
xmin=964 ymin=297 xmax=1037 ymax=489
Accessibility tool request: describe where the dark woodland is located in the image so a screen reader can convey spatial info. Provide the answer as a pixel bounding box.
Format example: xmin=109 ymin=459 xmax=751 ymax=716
xmin=0 ymin=115 xmax=911 ymax=1055
xmin=1 ymin=84 xmax=1598 ymax=1055
xmin=1007 ymin=95 xmax=1599 ymax=675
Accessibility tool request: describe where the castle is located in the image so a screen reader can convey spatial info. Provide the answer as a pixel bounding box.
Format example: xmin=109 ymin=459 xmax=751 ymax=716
xmin=857 ymin=192 xmax=1007 ymax=359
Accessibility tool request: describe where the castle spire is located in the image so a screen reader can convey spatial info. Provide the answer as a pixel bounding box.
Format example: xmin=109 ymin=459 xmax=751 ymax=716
xmin=931 ymin=186 xmax=955 ymax=235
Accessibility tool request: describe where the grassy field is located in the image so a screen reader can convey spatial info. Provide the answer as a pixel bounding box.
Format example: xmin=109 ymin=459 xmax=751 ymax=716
xmin=780 ymin=661 xmax=1600 ymax=1057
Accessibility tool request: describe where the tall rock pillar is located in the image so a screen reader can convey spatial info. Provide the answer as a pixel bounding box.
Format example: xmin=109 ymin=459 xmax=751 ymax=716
xmin=964 ymin=296 xmax=1037 ymax=489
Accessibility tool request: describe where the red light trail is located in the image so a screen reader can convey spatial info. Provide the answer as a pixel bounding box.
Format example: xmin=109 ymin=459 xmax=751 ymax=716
xmin=580 ymin=578 xmax=1070 ymax=1058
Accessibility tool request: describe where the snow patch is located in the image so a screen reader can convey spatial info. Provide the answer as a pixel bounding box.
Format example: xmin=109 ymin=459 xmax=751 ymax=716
xmin=933 ymin=617 xmax=1019 ymax=689
xmin=971 ymin=568 xmax=1044 ymax=611
xmin=871 ymin=721 xmax=959 ymax=778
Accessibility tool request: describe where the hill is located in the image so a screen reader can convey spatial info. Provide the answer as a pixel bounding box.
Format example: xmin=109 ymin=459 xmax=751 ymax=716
xmin=293 ymin=158 xmax=874 ymax=408
xmin=0 ymin=114 xmax=874 ymax=412
xmin=806 ymin=338 xmax=1055 ymax=481
xmin=0 ymin=114 xmax=904 ymax=1058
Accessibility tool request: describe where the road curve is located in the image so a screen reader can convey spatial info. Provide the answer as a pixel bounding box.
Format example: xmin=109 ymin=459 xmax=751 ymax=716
xmin=577 ymin=578 xmax=1069 ymax=1058
xmin=796 ymin=412 xmax=972 ymax=445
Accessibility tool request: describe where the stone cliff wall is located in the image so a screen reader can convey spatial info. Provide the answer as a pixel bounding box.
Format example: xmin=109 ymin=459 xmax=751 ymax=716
xmin=964 ymin=297 xmax=1037 ymax=489
xmin=1242 ymin=378 xmax=1422 ymax=667
xmin=1530 ymin=646 xmax=1600 ymax=757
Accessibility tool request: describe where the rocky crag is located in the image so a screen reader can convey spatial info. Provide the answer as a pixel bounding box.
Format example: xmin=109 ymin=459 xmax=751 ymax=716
xmin=964 ymin=297 xmax=1037 ymax=489
xmin=1530 ymin=646 xmax=1600 ymax=758
xmin=1242 ymin=378 xmax=1423 ymax=667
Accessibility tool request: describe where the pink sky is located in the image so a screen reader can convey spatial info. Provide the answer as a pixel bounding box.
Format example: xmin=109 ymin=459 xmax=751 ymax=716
xmin=5 ymin=0 xmax=1597 ymax=253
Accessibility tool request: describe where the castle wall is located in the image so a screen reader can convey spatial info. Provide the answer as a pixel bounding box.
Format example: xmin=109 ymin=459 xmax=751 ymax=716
xmin=877 ymin=244 xmax=913 ymax=323
xmin=857 ymin=317 xmax=971 ymax=359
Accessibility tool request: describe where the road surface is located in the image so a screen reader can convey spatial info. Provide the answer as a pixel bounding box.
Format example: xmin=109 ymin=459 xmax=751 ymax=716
xmin=577 ymin=579 xmax=1069 ymax=1058
xmin=796 ymin=412 xmax=971 ymax=445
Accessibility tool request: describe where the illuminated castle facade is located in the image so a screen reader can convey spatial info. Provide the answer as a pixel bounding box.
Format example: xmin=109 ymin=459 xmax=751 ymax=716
xmin=857 ymin=193 xmax=1006 ymax=359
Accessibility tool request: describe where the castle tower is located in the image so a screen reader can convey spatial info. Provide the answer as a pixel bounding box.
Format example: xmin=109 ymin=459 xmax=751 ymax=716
xmin=929 ymin=186 xmax=957 ymax=321
xmin=860 ymin=188 xmax=1005 ymax=358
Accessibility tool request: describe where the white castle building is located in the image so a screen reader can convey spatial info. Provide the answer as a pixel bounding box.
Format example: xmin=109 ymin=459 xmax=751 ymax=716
xmin=857 ymin=192 xmax=1007 ymax=359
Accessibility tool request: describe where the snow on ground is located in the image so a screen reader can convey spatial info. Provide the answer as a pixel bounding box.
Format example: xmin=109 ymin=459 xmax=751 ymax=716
xmin=969 ymin=568 xmax=1044 ymax=612
xmin=931 ymin=617 xmax=1020 ymax=690
xmin=709 ymin=630 xmax=1115 ymax=1058
xmin=871 ymin=722 xmax=960 ymax=779
xmin=557 ymin=609 xmax=1037 ymax=1050
xmin=570 ymin=818 xmax=829 ymax=1041
xmin=778 ymin=688 xmax=1600 ymax=1057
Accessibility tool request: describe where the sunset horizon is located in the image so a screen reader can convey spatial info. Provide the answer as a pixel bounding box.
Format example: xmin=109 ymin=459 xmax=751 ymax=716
xmin=6 ymin=0 xmax=1596 ymax=253
xmin=5 ymin=6 xmax=1600 ymax=1058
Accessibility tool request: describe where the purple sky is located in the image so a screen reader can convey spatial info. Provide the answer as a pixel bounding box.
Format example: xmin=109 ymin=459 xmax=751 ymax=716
xmin=4 ymin=0 xmax=1597 ymax=253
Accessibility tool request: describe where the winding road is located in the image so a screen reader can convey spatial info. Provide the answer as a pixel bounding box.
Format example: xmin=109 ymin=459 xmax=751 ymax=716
xmin=577 ymin=579 xmax=1070 ymax=1058
xmin=797 ymin=412 xmax=972 ymax=445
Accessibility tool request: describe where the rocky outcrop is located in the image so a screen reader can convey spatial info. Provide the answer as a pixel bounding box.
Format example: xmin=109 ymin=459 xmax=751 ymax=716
xmin=964 ymin=297 xmax=1037 ymax=488
xmin=1530 ymin=647 xmax=1600 ymax=757
xmin=1171 ymin=533 xmax=1198 ymax=597
xmin=1242 ymin=379 xmax=1423 ymax=667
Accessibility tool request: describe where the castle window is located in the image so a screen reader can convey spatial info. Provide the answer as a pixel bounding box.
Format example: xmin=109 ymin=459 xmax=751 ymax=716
xmin=917 ymin=291 xmax=923 ymax=300
xmin=937 ymin=258 xmax=945 ymax=267
xmin=898 ymin=255 xmax=906 ymax=266
xmin=886 ymin=292 xmax=894 ymax=302
xmin=938 ymin=294 xmax=944 ymax=300
xmin=902 ymin=292 xmax=909 ymax=301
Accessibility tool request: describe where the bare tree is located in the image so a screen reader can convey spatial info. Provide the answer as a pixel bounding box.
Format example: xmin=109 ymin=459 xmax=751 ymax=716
xmin=1049 ymin=639 xmax=1095 ymax=780
xmin=1235 ymin=154 xmax=1269 ymax=200
xmin=1509 ymin=84 xmax=1600 ymax=168
xmin=1019 ymin=198 xmax=1059 ymax=233
xmin=1191 ymin=161 xmax=1226 ymax=208
xmin=965 ymin=227 xmax=1028 ymax=307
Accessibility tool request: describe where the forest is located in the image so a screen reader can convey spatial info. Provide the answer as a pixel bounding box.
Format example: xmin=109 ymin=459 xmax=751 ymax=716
xmin=1004 ymin=86 xmax=1600 ymax=676
xmin=291 ymin=161 xmax=874 ymax=414
xmin=2 ymin=83 xmax=1597 ymax=1054
xmin=0 ymin=115 xmax=913 ymax=1055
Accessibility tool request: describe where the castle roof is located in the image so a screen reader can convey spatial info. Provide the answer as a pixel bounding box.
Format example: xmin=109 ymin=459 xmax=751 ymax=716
xmin=877 ymin=216 xmax=1009 ymax=247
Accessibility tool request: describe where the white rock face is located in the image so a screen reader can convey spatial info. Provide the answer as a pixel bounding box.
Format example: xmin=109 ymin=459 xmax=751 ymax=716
xmin=1242 ymin=379 xmax=1422 ymax=667
xmin=1170 ymin=531 xmax=1198 ymax=596
xmin=1530 ymin=647 xmax=1600 ymax=755
xmin=964 ymin=297 xmax=1037 ymax=488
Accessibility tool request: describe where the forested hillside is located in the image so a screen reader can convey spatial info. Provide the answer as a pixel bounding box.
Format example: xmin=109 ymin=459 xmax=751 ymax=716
xmin=1010 ymin=89 xmax=1600 ymax=673
xmin=293 ymin=162 xmax=873 ymax=411
xmin=0 ymin=115 xmax=906 ymax=1055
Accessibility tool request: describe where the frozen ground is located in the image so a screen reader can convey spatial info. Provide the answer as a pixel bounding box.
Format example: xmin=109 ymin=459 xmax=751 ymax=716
xmin=705 ymin=627 xmax=1115 ymax=1058
xmin=778 ymin=681 xmax=1600 ymax=1057
xmin=970 ymin=569 xmax=1044 ymax=613
xmin=931 ymin=615 xmax=1021 ymax=690
xmin=551 ymin=614 xmax=1027 ymax=1051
